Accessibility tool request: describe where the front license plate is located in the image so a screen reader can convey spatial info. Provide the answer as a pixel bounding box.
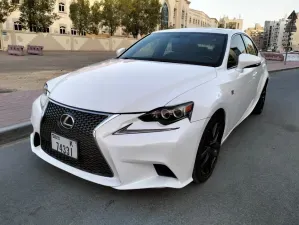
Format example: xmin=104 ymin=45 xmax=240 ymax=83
xmin=51 ymin=133 xmax=78 ymax=159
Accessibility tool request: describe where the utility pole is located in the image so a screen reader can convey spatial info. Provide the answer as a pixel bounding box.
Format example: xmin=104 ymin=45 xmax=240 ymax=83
xmin=284 ymin=10 xmax=297 ymax=65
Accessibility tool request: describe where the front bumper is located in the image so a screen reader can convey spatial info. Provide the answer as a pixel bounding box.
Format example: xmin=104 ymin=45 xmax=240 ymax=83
xmin=31 ymin=97 xmax=207 ymax=190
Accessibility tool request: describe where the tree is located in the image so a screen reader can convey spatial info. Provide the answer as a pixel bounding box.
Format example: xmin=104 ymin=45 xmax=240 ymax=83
xmin=89 ymin=1 xmax=101 ymax=35
xmin=69 ymin=0 xmax=90 ymax=35
xmin=0 ymin=0 xmax=18 ymax=24
xmin=141 ymin=0 xmax=160 ymax=35
xmin=121 ymin=0 xmax=161 ymax=38
xmin=19 ymin=0 xmax=59 ymax=32
xmin=100 ymin=0 xmax=122 ymax=36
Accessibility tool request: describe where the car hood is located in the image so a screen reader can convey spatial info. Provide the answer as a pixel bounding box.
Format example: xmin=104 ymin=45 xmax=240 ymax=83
xmin=49 ymin=59 xmax=216 ymax=113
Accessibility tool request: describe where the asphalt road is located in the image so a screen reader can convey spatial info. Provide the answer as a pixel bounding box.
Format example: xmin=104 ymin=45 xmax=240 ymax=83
xmin=1 ymin=69 xmax=299 ymax=225
xmin=0 ymin=51 xmax=116 ymax=73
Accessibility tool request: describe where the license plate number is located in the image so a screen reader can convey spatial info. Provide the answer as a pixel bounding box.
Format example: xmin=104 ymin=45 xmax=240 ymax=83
xmin=51 ymin=133 xmax=78 ymax=159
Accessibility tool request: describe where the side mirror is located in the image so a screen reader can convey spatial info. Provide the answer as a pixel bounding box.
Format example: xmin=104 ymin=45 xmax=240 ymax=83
xmin=237 ymin=53 xmax=262 ymax=72
xmin=116 ymin=48 xmax=126 ymax=57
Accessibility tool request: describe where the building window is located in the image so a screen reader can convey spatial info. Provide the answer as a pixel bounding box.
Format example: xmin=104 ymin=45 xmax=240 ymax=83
xmin=161 ymin=2 xmax=169 ymax=29
xmin=182 ymin=10 xmax=184 ymax=19
xmin=59 ymin=3 xmax=65 ymax=12
xmin=80 ymin=30 xmax=86 ymax=36
xmin=189 ymin=17 xmax=191 ymax=23
xmin=29 ymin=25 xmax=37 ymax=32
xmin=60 ymin=26 xmax=66 ymax=34
xmin=44 ymin=27 xmax=50 ymax=33
xmin=14 ymin=22 xmax=22 ymax=31
xmin=71 ymin=28 xmax=77 ymax=35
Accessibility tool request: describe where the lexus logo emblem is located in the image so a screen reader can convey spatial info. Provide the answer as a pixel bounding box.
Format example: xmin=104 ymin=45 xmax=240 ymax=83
xmin=60 ymin=114 xmax=75 ymax=129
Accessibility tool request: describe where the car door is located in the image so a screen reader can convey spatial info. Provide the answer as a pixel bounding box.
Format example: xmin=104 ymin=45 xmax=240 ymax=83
xmin=241 ymin=34 xmax=263 ymax=104
xmin=225 ymin=34 xmax=257 ymax=132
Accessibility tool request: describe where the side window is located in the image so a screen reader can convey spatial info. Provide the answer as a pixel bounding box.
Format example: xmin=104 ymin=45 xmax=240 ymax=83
xmin=227 ymin=34 xmax=246 ymax=69
xmin=242 ymin=35 xmax=258 ymax=56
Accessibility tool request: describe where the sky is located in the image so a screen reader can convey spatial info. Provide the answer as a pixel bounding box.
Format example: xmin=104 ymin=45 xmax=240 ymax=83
xmin=190 ymin=0 xmax=299 ymax=30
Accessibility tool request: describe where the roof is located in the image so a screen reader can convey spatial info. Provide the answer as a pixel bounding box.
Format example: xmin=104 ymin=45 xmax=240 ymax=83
xmin=154 ymin=28 xmax=244 ymax=35
xmin=210 ymin=18 xmax=219 ymax=23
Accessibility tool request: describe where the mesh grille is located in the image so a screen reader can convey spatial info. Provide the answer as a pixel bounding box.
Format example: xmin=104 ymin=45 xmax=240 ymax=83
xmin=40 ymin=101 xmax=114 ymax=177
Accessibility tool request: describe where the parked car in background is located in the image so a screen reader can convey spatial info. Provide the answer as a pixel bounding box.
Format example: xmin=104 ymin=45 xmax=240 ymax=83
xmin=30 ymin=28 xmax=269 ymax=190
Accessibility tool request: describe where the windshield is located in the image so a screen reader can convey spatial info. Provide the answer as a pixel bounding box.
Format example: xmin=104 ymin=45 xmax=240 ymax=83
xmin=119 ymin=32 xmax=228 ymax=67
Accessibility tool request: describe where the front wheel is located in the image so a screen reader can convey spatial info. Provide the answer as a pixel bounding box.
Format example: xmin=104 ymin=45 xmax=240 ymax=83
xmin=192 ymin=114 xmax=225 ymax=183
xmin=252 ymin=82 xmax=268 ymax=115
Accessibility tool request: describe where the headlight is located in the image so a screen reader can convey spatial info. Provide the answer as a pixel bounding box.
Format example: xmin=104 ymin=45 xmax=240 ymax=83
xmin=40 ymin=83 xmax=49 ymax=109
xmin=139 ymin=102 xmax=194 ymax=125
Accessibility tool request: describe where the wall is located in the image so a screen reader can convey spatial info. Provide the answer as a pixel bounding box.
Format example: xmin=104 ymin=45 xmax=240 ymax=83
xmin=1 ymin=30 xmax=137 ymax=51
xmin=284 ymin=53 xmax=299 ymax=61
xmin=261 ymin=52 xmax=284 ymax=61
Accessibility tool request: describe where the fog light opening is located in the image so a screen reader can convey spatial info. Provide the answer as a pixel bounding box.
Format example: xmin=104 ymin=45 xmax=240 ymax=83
xmin=34 ymin=132 xmax=41 ymax=147
xmin=154 ymin=164 xmax=177 ymax=179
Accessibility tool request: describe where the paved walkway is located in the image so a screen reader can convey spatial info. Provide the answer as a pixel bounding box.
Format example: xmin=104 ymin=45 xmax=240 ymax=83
xmin=267 ymin=61 xmax=299 ymax=72
xmin=0 ymin=90 xmax=41 ymax=128
xmin=0 ymin=61 xmax=299 ymax=129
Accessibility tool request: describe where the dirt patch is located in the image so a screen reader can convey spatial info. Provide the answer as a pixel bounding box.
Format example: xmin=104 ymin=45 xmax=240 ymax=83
xmin=0 ymin=70 xmax=71 ymax=91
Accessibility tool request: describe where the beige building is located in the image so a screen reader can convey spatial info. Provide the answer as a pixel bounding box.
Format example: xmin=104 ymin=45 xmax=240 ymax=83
xmin=283 ymin=12 xmax=299 ymax=52
xmin=2 ymin=0 xmax=124 ymax=36
xmin=160 ymin=0 xmax=191 ymax=29
xmin=188 ymin=9 xmax=218 ymax=28
xmin=218 ymin=16 xmax=243 ymax=30
xmin=3 ymin=0 xmax=220 ymax=35
xmin=2 ymin=0 xmax=193 ymax=35
xmin=245 ymin=23 xmax=264 ymax=50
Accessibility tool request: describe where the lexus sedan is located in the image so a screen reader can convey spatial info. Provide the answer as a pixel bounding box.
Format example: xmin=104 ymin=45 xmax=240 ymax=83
xmin=30 ymin=28 xmax=269 ymax=190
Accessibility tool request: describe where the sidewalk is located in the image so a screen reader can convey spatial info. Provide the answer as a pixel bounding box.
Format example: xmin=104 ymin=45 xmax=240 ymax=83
xmin=0 ymin=61 xmax=299 ymax=144
xmin=0 ymin=90 xmax=41 ymax=128
xmin=266 ymin=60 xmax=299 ymax=72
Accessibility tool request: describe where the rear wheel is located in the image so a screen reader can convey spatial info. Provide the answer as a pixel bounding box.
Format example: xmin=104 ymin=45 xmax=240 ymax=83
xmin=252 ymin=82 xmax=268 ymax=115
xmin=192 ymin=114 xmax=225 ymax=183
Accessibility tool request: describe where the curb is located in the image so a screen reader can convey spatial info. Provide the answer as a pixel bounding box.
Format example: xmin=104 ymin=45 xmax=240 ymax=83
xmin=0 ymin=121 xmax=33 ymax=145
xmin=268 ymin=67 xmax=299 ymax=73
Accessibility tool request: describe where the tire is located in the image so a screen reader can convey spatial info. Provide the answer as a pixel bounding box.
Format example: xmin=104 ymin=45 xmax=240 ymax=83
xmin=252 ymin=82 xmax=267 ymax=115
xmin=192 ymin=114 xmax=225 ymax=184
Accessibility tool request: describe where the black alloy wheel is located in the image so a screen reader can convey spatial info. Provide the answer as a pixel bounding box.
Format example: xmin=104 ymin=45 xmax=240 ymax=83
xmin=193 ymin=114 xmax=225 ymax=183
xmin=252 ymin=82 xmax=268 ymax=115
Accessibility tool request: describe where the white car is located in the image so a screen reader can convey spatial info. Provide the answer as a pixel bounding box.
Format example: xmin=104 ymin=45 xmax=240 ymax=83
xmin=30 ymin=28 xmax=269 ymax=190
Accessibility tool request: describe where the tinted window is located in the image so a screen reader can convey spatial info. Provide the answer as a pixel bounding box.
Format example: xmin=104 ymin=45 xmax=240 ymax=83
xmin=119 ymin=32 xmax=228 ymax=67
xmin=242 ymin=35 xmax=258 ymax=56
xmin=227 ymin=34 xmax=246 ymax=68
